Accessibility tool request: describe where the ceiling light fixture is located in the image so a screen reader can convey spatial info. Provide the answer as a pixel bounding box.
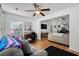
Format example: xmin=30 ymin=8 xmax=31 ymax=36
xmin=35 ymin=11 xmax=41 ymax=15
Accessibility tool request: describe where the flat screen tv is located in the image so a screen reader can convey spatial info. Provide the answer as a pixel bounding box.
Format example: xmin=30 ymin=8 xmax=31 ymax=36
xmin=41 ymin=24 xmax=47 ymax=29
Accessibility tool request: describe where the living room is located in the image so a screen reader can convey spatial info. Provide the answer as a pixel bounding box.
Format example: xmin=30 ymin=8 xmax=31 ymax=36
xmin=0 ymin=3 xmax=79 ymax=56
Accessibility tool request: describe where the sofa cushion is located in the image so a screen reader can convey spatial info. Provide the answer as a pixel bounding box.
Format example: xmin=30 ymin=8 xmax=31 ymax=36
xmin=0 ymin=47 xmax=23 ymax=56
xmin=21 ymin=40 xmax=32 ymax=55
xmin=30 ymin=45 xmax=39 ymax=53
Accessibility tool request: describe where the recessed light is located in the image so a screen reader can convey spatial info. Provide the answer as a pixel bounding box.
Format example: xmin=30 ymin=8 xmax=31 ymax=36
xmin=15 ymin=8 xmax=19 ymax=10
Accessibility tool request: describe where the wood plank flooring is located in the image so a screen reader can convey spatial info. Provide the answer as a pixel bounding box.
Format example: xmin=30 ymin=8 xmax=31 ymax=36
xmin=31 ymin=37 xmax=79 ymax=56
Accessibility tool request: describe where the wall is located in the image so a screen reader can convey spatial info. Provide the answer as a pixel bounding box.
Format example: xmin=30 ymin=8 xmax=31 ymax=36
xmin=32 ymin=20 xmax=41 ymax=40
xmin=69 ymin=6 xmax=79 ymax=52
xmin=0 ymin=6 xmax=5 ymax=36
xmin=0 ymin=7 xmax=2 ymax=36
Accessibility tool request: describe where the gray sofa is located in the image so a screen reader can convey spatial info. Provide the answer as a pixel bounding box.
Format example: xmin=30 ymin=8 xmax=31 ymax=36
xmin=0 ymin=40 xmax=47 ymax=56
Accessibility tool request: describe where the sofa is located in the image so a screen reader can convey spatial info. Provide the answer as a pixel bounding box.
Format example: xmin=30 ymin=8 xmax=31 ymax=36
xmin=0 ymin=40 xmax=47 ymax=56
xmin=48 ymin=33 xmax=69 ymax=45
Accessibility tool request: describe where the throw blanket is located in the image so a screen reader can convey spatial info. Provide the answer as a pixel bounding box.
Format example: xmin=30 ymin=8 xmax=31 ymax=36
xmin=0 ymin=36 xmax=7 ymax=51
xmin=0 ymin=34 xmax=22 ymax=52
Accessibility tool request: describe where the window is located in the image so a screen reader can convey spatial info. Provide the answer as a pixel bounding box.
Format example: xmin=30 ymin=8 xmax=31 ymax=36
xmin=10 ymin=20 xmax=22 ymax=35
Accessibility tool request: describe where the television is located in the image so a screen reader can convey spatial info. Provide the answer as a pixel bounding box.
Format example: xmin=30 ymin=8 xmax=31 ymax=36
xmin=41 ymin=24 xmax=47 ymax=29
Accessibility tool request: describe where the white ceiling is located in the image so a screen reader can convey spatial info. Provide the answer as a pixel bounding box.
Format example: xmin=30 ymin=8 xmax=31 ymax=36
xmin=1 ymin=3 xmax=79 ymax=20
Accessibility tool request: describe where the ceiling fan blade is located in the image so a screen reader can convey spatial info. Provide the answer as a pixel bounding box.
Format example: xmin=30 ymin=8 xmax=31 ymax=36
xmin=33 ymin=3 xmax=38 ymax=8
xmin=33 ymin=13 xmax=36 ymax=16
xmin=25 ymin=10 xmax=34 ymax=12
xmin=41 ymin=8 xmax=50 ymax=11
xmin=40 ymin=12 xmax=45 ymax=16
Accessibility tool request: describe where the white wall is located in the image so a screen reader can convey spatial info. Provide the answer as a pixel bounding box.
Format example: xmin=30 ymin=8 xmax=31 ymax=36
xmin=32 ymin=20 xmax=41 ymax=40
xmin=0 ymin=7 xmax=2 ymax=36
xmin=33 ymin=5 xmax=79 ymax=52
xmin=69 ymin=6 xmax=79 ymax=52
xmin=0 ymin=7 xmax=5 ymax=35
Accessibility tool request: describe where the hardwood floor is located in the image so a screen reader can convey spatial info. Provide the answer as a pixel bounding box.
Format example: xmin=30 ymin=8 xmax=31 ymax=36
xmin=31 ymin=37 xmax=79 ymax=56
xmin=31 ymin=37 xmax=51 ymax=49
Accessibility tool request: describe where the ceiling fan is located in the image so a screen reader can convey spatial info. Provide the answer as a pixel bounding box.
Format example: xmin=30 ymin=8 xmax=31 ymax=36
xmin=25 ymin=3 xmax=50 ymax=16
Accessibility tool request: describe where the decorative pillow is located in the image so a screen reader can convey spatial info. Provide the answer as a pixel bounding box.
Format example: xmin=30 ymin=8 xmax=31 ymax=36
xmin=21 ymin=40 xmax=32 ymax=55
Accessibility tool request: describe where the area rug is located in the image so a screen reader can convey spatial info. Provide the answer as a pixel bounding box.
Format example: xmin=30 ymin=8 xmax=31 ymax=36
xmin=45 ymin=46 xmax=77 ymax=56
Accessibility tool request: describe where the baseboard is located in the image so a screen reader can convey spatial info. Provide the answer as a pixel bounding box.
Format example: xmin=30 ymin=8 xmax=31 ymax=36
xmin=69 ymin=47 xmax=79 ymax=53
